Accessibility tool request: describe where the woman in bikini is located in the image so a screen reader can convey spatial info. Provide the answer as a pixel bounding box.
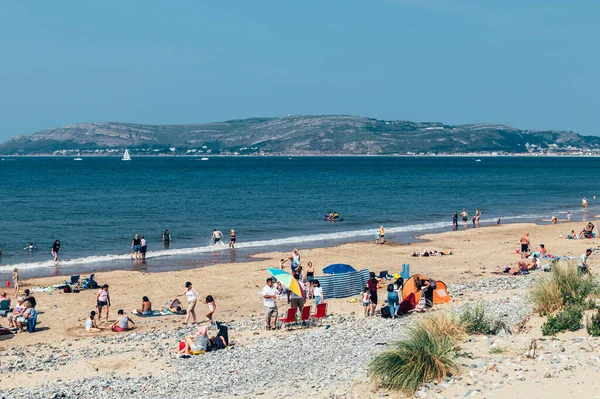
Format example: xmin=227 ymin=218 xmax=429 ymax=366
xmin=305 ymin=262 xmax=315 ymax=298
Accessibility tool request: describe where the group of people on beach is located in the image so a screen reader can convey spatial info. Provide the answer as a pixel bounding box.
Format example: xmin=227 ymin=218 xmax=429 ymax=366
xmin=452 ymin=208 xmax=482 ymax=230
xmin=3 ymin=289 xmax=37 ymax=333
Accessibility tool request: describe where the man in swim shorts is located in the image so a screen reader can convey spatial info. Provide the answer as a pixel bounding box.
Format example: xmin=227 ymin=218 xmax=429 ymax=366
xmin=379 ymin=226 xmax=385 ymax=244
xmin=460 ymin=209 xmax=468 ymax=229
xmin=519 ymin=233 xmax=530 ymax=259
xmin=211 ymin=229 xmax=223 ymax=245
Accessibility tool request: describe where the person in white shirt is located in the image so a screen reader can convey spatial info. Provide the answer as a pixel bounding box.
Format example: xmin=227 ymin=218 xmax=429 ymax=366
xmin=172 ymin=282 xmax=199 ymax=324
xmin=579 ymin=249 xmax=592 ymax=273
xmin=262 ymin=278 xmax=278 ymax=330
xmin=140 ymin=236 xmax=147 ymax=261
xmin=313 ymin=280 xmax=323 ymax=306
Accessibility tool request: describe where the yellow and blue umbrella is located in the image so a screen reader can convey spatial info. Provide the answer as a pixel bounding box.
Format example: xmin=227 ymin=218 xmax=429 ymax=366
xmin=267 ymin=268 xmax=304 ymax=297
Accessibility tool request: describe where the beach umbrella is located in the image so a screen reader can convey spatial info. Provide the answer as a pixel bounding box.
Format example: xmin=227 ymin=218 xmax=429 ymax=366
xmin=267 ymin=268 xmax=304 ymax=297
xmin=323 ymin=263 xmax=356 ymax=274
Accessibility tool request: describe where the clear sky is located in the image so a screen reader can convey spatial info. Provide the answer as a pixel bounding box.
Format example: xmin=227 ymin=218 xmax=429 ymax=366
xmin=1 ymin=0 xmax=598 ymax=140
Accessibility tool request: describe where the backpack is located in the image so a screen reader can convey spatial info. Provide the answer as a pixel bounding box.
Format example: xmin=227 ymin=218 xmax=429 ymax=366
xmin=387 ymin=284 xmax=395 ymax=292
xmin=429 ymin=279 xmax=437 ymax=289
xmin=63 ymin=285 xmax=72 ymax=293
xmin=380 ymin=306 xmax=392 ymax=318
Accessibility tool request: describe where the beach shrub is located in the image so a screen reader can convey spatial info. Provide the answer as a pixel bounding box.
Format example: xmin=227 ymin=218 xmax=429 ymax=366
xmin=368 ymin=323 xmax=459 ymax=394
xmin=531 ymin=261 xmax=598 ymax=314
xmin=541 ymin=305 xmax=583 ymax=336
xmin=587 ymin=311 xmax=600 ymax=337
xmin=420 ymin=312 xmax=466 ymax=343
xmin=459 ymin=302 xmax=510 ymax=335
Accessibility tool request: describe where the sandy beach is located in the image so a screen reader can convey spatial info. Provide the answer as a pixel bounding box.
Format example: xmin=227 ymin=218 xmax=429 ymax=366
xmin=2 ymin=220 xmax=600 ymax=398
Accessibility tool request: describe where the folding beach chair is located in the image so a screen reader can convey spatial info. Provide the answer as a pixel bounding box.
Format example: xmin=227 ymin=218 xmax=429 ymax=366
xmin=279 ymin=307 xmax=297 ymax=330
xmin=311 ymin=303 xmax=328 ymax=326
xmin=299 ymin=306 xmax=311 ymax=327
xmin=0 ymin=299 xmax=11 ymax=317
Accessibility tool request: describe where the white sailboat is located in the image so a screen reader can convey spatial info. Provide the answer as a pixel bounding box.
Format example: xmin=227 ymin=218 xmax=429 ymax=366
xmin=122 ymin=148 xmax=131 ymax=161
xmin=74 ymin=150 xmax=83 ymax=161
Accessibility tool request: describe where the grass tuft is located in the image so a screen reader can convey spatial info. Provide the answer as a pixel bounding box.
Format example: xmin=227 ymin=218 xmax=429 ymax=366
xmin=369 ymin=323 xmax=460 ymax=394
xmin=421 ymin=312 xmax=466 ymax=343
xmin=459 ymin=302 xmax=511 ymax=335
xmin=531 ymin=261 xmax=598 ymax=314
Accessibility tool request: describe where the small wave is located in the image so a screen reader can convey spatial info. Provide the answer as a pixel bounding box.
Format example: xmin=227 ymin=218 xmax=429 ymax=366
xmin=0 ymin=211 xmax=554 ymax=273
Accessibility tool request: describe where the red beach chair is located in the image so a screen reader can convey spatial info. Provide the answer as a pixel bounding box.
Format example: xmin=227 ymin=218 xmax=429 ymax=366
xmin=300 ymin=306 xmax=311 ymax=327
xmin=279 ymin=307 xmax=297 ymax=330
xmin=311 ymin=303 xmax=328 ymax=325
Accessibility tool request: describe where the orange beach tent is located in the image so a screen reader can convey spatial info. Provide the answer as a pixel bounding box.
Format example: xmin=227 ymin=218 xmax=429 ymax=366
xmin=401 ymin=274 xmax=451 ymax=305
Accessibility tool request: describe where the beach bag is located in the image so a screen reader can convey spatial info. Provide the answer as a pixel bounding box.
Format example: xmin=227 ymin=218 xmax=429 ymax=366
xmin=380 ymin=306 xmax=392 ymax=318
xmin=63 ymin=285 xmax=72 ymax=293
xmin=429 ymin=279 xmax=437 ymax=289
xmin=387 ymin=284 xmax=395 ymax=292
xmin=27 ymin=311 xmax=38 ymax=333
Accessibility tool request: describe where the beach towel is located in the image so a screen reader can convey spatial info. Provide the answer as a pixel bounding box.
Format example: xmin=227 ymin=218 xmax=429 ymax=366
xmin=131 ymin=309 xmax=175 ymax=317
xmin=161 ymin=308 xmax=186 ymax=315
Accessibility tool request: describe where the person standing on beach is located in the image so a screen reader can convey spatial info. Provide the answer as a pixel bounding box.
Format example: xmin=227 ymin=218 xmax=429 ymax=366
xmin=173 ymin=282 xmax=199 ymax=324
xmin=52 ymin=240 xmax=61 ymax=263
xmin=289 ymin=248 xmax=301 ymax=274
xmin=583 ymin=197 xmax=588 ymax=210
xmin=567 ymin=212 xmax=572 ymax=222
xmin=96 ymin=284 xmax=111 ymax=323
xmin=287 ymin=273 xmax=305 ymax=315
xmin=212 ymin=229 xmax=223 ymax=245
xmin=140 ymin=236 xmax=147 ymax=261
xmin=475 ymin=208 xmax=481 ymax=227
xmin=379 ymin=226 xmax=386 ymax=244
xmin=579 ymin=248 xmax=592 ymax=273
xmin=460 ymin=209 xmax=468 ymax=229
xmin=263 ymin=278 xmax=278 ymax=330
xmin=229 ymin=229 xmax=236 ymax=249
xmin=452 ymin=212 xmax=458 ymax=230
xmin=367 ymin=272 xmax=379 ymax=317
xmin=519 ymin=233 xmax=530 ymax=259
xmin=12 ymin=268 xmax=19 ymax=298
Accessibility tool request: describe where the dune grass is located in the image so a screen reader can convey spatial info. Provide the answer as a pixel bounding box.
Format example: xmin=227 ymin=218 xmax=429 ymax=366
xmin=421 ymin=312 xmax=466 ymax=343
xmin=459 ymin=302 xmax=510 ymax=335
xmin=369 ymin=323 xmax=459 ymax=394
xmin=530 ymin=261 xmax=598 ymax=315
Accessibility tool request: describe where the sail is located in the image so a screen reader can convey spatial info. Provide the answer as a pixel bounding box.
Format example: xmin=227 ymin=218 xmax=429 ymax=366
xmin=122 ymin=149 xmax=131 ymax=161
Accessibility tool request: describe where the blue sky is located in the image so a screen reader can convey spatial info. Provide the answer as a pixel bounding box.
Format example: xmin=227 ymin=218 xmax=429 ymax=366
xmin=0 ymin=0 xmax=598 ymax=140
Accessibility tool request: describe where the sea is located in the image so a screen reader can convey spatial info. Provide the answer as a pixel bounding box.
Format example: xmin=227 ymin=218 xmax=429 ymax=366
xmin=0 ymin=156 xmax=596 ymax=280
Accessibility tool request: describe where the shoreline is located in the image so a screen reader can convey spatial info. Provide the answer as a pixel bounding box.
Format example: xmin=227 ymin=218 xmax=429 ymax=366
xmin=0 ymin=208 xmax=592 ymax=281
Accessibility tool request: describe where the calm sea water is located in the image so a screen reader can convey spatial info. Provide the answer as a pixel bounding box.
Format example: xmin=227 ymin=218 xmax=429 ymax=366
xmin=0 ymin=156 xmax=596 ymax=277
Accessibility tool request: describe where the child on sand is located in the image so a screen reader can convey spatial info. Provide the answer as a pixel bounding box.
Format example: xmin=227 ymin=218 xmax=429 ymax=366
xmin=202 ymin=295 xmax=216 ymax=322
xmin=85 ymin=311 xmax=102 ymax=332
xmin=111 ymin=309 xmax=135 ymax=332
xmin=12 ymin=268 xmax=19 ymax=298
xmin=361 ymin=288 xmax=371 ymax=317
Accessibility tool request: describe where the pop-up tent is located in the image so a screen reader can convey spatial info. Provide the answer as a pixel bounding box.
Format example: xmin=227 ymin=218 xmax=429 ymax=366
xmin=401 ymin=274 xmax=451 ymax=305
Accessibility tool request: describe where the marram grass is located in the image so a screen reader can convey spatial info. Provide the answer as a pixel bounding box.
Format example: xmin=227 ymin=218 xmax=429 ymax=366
xmin=369 ymin=323 xmax=459 ymax=394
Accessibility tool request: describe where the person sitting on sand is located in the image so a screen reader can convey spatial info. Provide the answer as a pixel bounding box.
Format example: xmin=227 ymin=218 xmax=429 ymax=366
xmin=539 ymin=244 xmax=550 ymax=258
xmin=518 ymin=255 xmax=539 ymax=272
xmin=178 ymin=326 xmax=227 ymax=356
xmin=136 ymin=296 xmax=152 ymax=316
xmin=111 ymin=309 xmax=135 ymax=332
xmin=564 ymin=230 xmax=578 ymax=239
xmin=168 ymin=298 xmax=182 ymax=313
xmin=582 ymin=222 xmax=595 ymax=239
xmin=85 ymin=311 xmax=102 ymax=332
